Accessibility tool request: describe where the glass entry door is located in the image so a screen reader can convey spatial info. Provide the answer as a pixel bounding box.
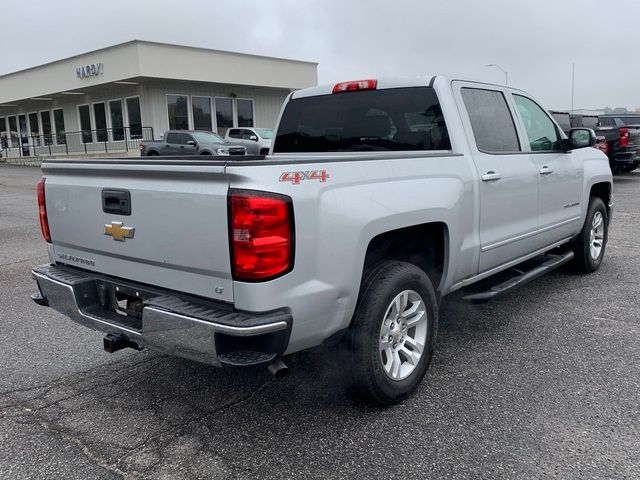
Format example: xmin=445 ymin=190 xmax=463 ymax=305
xmin=93 ymin=103 xmax=107 ymax=142
xmin=109 ymin=100 xmax=124 ymax=141
xmin=18 ymin=114 xmax=29 ymax=155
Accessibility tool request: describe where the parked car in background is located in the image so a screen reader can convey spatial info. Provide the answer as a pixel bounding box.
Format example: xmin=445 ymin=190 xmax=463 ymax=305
xmin=225 ymin=127 xmax=273 ymax=155
xmin=550 ymin=111 xmax=608 ymax=156
xmin=140 ymin=130 xmax=246 ymax=156
xmin=592 ymin=115 xmax=640 ymax=173
xmin=550 ymin=110 xmax=572 ymax=134
xmin=32 ymin=76 xmax=612 ymax=405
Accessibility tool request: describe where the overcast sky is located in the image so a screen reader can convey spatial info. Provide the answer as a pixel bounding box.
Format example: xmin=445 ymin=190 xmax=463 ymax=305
xmin=3 ymin=0 xmax=638 ymax=111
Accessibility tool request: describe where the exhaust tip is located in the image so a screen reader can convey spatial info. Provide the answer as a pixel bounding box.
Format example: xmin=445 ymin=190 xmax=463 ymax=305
xmin=268 ymin=358 xmax=289 ymax=377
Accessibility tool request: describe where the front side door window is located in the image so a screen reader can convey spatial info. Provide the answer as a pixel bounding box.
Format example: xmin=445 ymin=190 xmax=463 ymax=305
xmin=513 ymin=95 xmax=562 ymax=151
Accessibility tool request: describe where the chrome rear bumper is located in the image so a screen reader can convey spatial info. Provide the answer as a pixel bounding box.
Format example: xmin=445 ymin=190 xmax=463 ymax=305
xmin=32 ymin=264 xmax=291 ymax=367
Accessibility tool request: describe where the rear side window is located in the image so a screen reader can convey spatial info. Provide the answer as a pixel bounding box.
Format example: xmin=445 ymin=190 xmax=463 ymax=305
xmin=165 ymin=132 xmax=180 ymax=143
xmin=461 ymin=88 xmax=520 ymax=153
xmin=273 ymin=87 xmax=450 ymax=153
xmin=613 ymin=116 xmax=640 ymax=126
xmin=228 ymin=129 xmax=242 ymax=139
xmin=581 ymin=116 xmax=599 ymax=128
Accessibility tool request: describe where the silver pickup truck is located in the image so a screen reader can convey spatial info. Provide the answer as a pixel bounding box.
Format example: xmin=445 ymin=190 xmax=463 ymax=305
xmin=32 ymin=77 xmax=612 ymax=405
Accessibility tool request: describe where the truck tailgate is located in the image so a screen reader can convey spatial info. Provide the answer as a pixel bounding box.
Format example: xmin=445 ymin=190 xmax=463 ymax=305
xmin=42 ymin=160 xmax=233 ymax=302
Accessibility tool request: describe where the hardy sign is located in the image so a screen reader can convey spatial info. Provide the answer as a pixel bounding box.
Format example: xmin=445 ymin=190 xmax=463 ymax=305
xmin=76 ymin=63 xmax=104 ymax=79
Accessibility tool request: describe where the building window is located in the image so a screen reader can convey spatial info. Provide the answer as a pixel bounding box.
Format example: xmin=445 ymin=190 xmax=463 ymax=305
xmin=8 ymin=116 xmax=18 ymax=148
xmin=192 ymin=96 xmax=212 ymax=131
xmin=0 ymin=117 xmax=7 ymax=149
xmin=167 ymin=95 xmax=189 ymax=130
xmin=29 ymin=112 xmax=41 ymax=146
xmin=53 ymin=109 xmax=66 ymax=145
xmin=215 ymin=97 xmax=234 ymax=136
xmin=40 ymin=111 xmax=52 ymax=146
xmin=109 ymin=100 xmax=124 ymax=141
xmin=236 ymin=99 xmax=254 ymax=127
xmin=93 ymin=103 xmax=107 ymax=142
xmin=126 ymin=97 xmax=142 ymax=138
xmin=78 ymin=105 xmax=92 ymax=143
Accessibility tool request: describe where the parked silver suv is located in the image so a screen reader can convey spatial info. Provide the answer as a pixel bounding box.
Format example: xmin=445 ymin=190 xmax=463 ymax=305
xmin=225 ymin=127 xmax=273 ymax=155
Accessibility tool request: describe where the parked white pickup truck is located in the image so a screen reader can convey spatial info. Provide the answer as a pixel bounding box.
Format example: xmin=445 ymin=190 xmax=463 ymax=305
xmin=32 ymin=76 xmax=612 ymax=405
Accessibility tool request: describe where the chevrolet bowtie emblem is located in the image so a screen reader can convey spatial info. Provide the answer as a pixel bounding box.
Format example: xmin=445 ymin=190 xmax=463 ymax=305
xmin=104 ymin=221 xmax=135 ymax=242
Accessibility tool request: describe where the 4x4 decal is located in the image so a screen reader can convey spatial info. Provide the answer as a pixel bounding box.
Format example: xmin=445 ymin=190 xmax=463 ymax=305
xmin=279 ymin=170 xmax=329 ymax=184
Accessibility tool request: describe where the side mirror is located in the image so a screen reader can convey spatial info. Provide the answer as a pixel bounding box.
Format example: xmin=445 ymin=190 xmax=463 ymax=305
xmin=187 ymin=140 xmax=196 ymax=146
xmin=249 ymin=135 xmax=258 ymax=141
xmin=568 ymin=128 xmax=596 ymax=150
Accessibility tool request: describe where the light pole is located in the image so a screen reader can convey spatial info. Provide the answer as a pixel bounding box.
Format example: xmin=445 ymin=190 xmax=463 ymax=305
xmin=486 ymin=63 xmax=508 ymax=86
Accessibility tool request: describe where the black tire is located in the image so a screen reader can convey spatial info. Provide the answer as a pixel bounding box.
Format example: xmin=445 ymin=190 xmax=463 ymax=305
xmin=571 ymin=196 xmax=608 ymax=273
xmin=147 ymin=151 xmax=159 ymax=156
xmin=347 ymin=261 xmax=438 ymax=406
xmin=259 ymin=148 xmax=270 ymax=155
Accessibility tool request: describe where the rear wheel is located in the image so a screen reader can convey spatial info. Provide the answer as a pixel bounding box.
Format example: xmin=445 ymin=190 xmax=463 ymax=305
xmin=347 ymin=261 xmax=438 ymax=405
xmin=571 ymin=196 xmax=608 ymax=273
xmin=147 ymin=151 xmax=159 ymax=156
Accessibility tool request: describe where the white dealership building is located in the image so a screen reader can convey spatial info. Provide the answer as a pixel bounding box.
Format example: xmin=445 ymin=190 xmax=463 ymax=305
xmin=0 ymin=40 xmax=317 ymax=158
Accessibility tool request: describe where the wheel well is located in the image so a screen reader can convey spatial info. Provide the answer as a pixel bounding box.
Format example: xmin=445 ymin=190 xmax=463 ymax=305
xmin=590 ymin=182 xmax=612 ymax=216
xmin=364 ymin=223 xmax=447 ymax=291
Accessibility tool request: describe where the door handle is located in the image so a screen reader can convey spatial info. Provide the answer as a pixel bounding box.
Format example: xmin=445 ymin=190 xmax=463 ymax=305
xmin=539 ymin=166 xmax=554 ymax=175
xmin=481 ymin=171 xmax=502 ymax=182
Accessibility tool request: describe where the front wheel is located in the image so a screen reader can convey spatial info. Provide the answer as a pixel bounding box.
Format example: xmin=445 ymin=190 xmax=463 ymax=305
xmin=571 ymin=196 xmax=609 ymax=273
xmin=347 ymin=261 xmax=438 ymax=405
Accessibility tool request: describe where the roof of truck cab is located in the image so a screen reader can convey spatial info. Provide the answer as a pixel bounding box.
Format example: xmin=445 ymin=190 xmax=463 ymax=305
xmin=289 ymin=76 xmax=531 ymax=100
xmin=290 ymin=76 xmax=437 ymax=99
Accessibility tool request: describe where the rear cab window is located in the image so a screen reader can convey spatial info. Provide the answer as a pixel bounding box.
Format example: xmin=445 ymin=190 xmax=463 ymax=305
xmin=273 ymin=87 xmax=451 ymax=153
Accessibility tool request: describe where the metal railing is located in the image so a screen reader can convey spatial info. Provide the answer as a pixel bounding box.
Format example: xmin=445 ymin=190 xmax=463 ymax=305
xmin=1 ymin=126 xmax=154 ymax=158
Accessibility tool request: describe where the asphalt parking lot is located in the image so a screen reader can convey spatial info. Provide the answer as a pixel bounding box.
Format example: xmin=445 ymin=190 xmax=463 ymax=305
xmin=1 ymin=164 xmax=639 ymax=479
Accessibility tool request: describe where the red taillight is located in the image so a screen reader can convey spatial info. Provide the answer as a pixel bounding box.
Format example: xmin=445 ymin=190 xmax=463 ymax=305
xmin=618 ymin=127 xmax=629 ymax=147
xmin=229 ymin=190 xmax=293 ymax=281
xmin=332 ymin=79 xmax=378 ymax=94
xmin=139 ymin=143 xmax=144 ymax=151
xmin=37 ymin=179 xmax=51 ymax=243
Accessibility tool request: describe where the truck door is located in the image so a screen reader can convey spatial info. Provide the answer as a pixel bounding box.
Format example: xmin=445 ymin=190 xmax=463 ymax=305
xmin=454 ymin=84 xmax=539 ymax=273
xmin=180 ymin=133 xmax=198 ymax=155
xmin=511 ymin=94 xmax=583 ymax=246
xmin=163 ymin=132 xmax=181 ymax=155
